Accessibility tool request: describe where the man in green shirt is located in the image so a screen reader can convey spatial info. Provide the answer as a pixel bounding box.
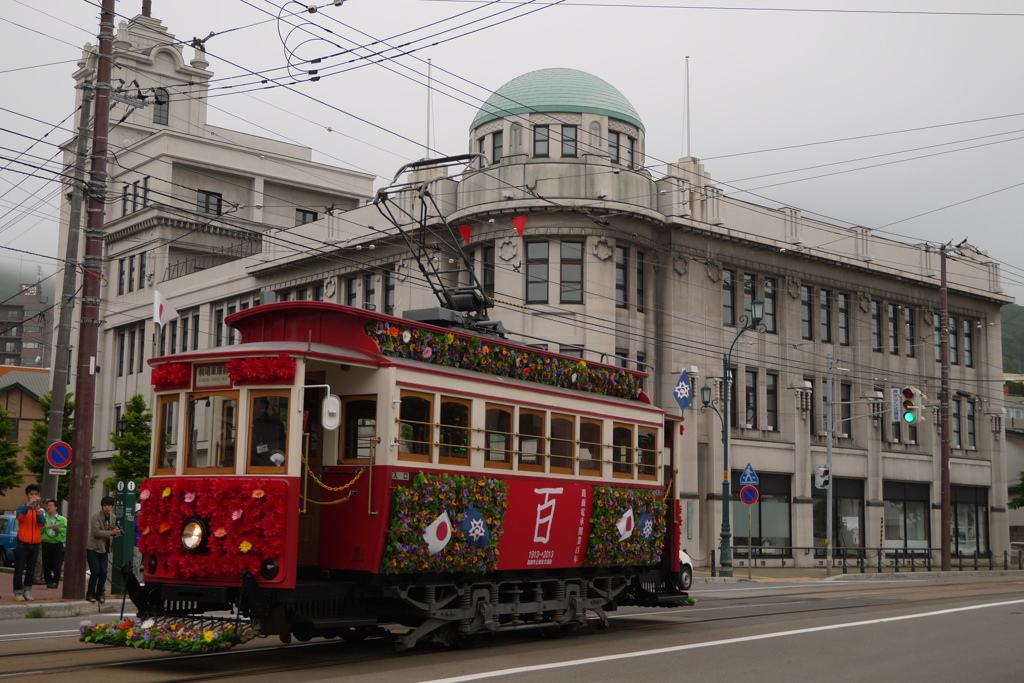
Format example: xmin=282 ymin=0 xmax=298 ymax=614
xmin=41 ymin=499 xmax=67 ymax=589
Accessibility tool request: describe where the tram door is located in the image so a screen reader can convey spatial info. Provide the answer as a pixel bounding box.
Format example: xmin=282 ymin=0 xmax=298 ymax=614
xmin=297 ymin=379 xmax=324 ymax=566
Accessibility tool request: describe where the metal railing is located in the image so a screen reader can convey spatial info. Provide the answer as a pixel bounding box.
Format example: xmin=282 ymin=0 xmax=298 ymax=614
xmin=709 ymin=546 xmax=1024 ymax=576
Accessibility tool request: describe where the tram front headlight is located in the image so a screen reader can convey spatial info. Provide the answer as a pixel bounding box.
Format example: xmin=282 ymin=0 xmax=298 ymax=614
xmin=181 ymin=518 xmax=209 ymax=552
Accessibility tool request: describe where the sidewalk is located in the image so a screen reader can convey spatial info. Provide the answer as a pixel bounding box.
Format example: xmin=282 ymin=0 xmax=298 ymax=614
xmin=0 ymin=567 xmax=122 ymax=620
xmin=693 ymin=564 xmax=1024 ymax=583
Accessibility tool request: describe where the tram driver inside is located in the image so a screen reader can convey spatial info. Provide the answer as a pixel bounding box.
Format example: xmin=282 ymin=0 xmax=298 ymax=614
xmin=250 ymin=396 xmax=286 ymax=467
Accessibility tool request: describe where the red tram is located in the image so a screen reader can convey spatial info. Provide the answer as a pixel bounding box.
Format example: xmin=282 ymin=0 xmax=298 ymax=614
xmin=125 ymin=300 xmax=690 ymax=649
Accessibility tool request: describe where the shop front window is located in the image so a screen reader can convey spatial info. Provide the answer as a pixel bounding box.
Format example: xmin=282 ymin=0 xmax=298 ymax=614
xmin=883 ymin=481 xmax=930 ymax=551
xmin=732 ymin=472 xmax=791 ymax=556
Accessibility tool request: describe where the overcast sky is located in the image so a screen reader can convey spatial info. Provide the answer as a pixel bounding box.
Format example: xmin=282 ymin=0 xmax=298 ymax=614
xmin=2 ymin=0 xmax=1023 ymax=302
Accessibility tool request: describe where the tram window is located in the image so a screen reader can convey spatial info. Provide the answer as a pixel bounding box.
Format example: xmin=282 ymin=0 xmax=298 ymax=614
xmin=612 ymin=423 xmax=634 ymax=477
xmin=579 ymin=419 xmax=602 ymax=474
xmin=342 ymin=397 xmax=376 ymax=461
xmin=399 ymin=391 xmax=433 ymax=461
xmin=155 ymin=395 xmax=180 ymax=473
xmin=638 ymin=428 xmax=657 ymax=480
xmin=439 ymin=397 xmax=470 ymax=464
xmin=519 ymin=409 xmax=546 ymax=471
xmin=186 ymin=392 xmax=238 ymax=473
xmin=485 ymin=404 xmax=512 ymax=468
xmin=550 ymin=414 xmax=575 ymax=474
xmin=249 ymin=392 xmax=288 ymax=471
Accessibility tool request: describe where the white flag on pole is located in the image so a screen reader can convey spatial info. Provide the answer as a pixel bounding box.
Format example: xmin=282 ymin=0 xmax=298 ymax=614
xmin=153 ymin=290 xmax=178 ymax=327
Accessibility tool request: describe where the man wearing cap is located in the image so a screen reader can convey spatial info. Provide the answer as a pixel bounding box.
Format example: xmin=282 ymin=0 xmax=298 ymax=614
xmin=41 ymin=499 xmax=67 ymax=589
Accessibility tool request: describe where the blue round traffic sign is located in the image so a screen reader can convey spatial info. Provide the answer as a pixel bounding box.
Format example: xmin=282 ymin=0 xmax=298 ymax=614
xmin=740 ymin=485 xmax=759 ymax=505
xmin=46 ymin=441 xmax=72 ymax=469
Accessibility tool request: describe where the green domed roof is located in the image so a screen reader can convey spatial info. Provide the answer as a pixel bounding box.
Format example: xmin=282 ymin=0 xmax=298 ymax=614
xmin=470 ymin=68 xmax=644 ymax=132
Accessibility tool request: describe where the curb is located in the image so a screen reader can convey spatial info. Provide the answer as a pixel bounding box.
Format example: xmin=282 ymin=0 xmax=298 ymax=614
xmin=0 ymin=600 xmax=124 ymax=620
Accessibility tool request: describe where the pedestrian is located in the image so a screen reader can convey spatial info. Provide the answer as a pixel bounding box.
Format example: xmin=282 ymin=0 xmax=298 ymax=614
xmin=86 ymin=496 xmax=122 ymax=604
xmin=13 ymin=484 xmax=45 ymax=601
xmin=41 ymin=499 xmax=67 ymax=589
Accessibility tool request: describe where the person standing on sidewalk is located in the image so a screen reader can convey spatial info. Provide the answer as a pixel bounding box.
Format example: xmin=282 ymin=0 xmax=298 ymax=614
xmin=41 ymin=499 xmax=67 ymax=589
xmin=86 ymin=496 xmax=122 ymax=604
xmin=13 ymin=484 xmax=45 ymax=601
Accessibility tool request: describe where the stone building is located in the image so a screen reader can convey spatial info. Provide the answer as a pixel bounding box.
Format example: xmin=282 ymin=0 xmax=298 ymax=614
xmin=57 ymin=13 xmax=1010 ymax=566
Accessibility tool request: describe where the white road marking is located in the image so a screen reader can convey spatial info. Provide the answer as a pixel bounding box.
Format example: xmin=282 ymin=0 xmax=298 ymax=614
xmin=419 ymin=598 xmax=1024 ymax=683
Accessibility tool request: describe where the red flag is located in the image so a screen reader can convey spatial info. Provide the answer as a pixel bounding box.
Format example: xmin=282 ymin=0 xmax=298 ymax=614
xmin=458 ymin=224 xmax=471 ymax=244
xmin=512 ymin=215 xmax=527 ymax=238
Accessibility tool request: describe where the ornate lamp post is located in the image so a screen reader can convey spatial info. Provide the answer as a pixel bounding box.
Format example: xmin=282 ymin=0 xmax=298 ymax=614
xmin=701 ymin=298 xmax=765 ymax=577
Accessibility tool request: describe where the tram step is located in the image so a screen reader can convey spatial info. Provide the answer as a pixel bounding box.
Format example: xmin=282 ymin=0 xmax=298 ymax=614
xmin=308 ymin=616 xmax=378 ymax=630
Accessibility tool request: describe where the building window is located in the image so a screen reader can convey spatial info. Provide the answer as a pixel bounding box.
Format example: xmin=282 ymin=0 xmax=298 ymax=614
xmin=819 ymin=289 xmax=832 ymax=343
xmin=482 ymin=245 xmax=495 ymax=297
xmin=966 ymin=400 xmax=976 ymax=449
xmin=608 ymin=131 xmax=620 ymax=164
xmin=743 ymin=273 xmax=755 ymax=321
xmin=153 ymin=88 xmax=169 ymax=126
xmin=763 ymin=277 xmax=777 ymax=334
xmin=559 ymin=345 xmax=583 ymax=358
xmin=560 ymin=241 xmax=583 ymax=304
xmin=963 ymin=319 xmax=973 ymax=367
xmin=766 ymin=372 xmax=778 ymax=431
xmin=168 ymin=320 xmax=178 ymax=355
xmin=871 ymin=300 xmax=883 ymax=351
xmin=887 ymin=304 xmax=899 ymax=354
xmin=197 ymin=190 xmax=222 ymax=215
xmin=800 ymin=285 xmax=813 ymax=340
xmin=526 ymin=241 xmax=549 ymax=304
xmin=144 ymin=324 xmax=152 ymax=371
xmin=732 ymin=472 xmax=791 ymax=556
xmin=561 ymin=125 xmax=577 ymax=157
xmin=812 ymin=477 xmax=864 ymax=556
xmin=180 ymin=316 xmax=189 ymax=353
xmin=807 ymin=378 xmax=816 ymax=436
xmin=625 ymin=135 xmax=636 ymax=168
xmin=384 ymin=265 xmax=397 ymax=314
xmin=838 ymin=293 xmax=850 ymax=346
xmin=363 ymin=273 xmax=376 ymax=311
xmin=636 ymin=251 xmax=645 ymax=313
xmin=128 ymin=256 xmax=136 ymax=293
xmin=127 ymin=328 xmax=136 ymax=375
xmin=723 ymin=269 xmax=736 ymax=326
xmin=952 ymin=399 xmax=962 ymax=448
xmin=904 ymin=308 xmax=915 ymax=357
xmin=839 ymin=383 xmax=852 ymax=437
xmin=951 ymin=486 xmax=989 ymax=556
xmin=744 ymin=370 xmax=758 ymax=429
xmin=138 ymin=251 xmax=147 ymax=290
xmin=615 ymin=246 xmax=628 ymax=308
xmin=295 ymin=209 xmax=318 ymax=226
xmin=883 ymin=481 xmax=930 ymax=551
xmin=492 ymin=130 xmax=503 ymax=164
xmin=118 ymin=258 xmax=126 ymax=296
xmin=949 ymin=317 xmax=959 ymax=364
xmin=117 ymin=332 xmax=125 ymax=377
xmin=214 ymin=308 xmax=224 ymax=347
xmin=345 ymin=277 xmax=357 ymax=308
xmin=534 ymin=125 xmax=549 ymax=157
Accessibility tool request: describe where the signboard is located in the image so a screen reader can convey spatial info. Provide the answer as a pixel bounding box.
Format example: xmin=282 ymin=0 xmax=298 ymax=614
xmin=739 ymin=463 xmax=759 ymax=486
xmin=111 ymin=479 xmax=138 ymax=595
xmin=496 ymin=481 xmax=593 ymax=570
xmin=740 ymin=485 xmax=759 ymax=505
xmin=891 ymin=388 xmax=901 ymax=423
xmin=48 ymin=468 xmax=68 ymax=476
xmin=195 ymin=364 xmax=231 ymax=389
xmin=46 ymin=441 xmax=72 ymax=469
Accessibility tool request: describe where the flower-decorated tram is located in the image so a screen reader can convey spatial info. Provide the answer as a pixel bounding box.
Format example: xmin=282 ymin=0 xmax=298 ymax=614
xmin=119 ymin=301 xmax=690 ymax=651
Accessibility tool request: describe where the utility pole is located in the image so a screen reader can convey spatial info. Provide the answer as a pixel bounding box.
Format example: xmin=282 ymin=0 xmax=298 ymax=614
xmin=43 ymin=84 xmax=94 ymax=502
xmin=940 ymin=246 xmax=952 ymax=571
xmin=63 ymin=0 xmax=116 ymax=601
xmin=825 ymin=353 xmax=834 ymax=576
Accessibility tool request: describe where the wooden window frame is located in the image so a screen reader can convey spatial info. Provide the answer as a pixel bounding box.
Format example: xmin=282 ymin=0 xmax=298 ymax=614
xmin=517 ymin=408 xmax=546 ymax=472
xmin=612 ymin=422 xmax=634 ymax=479
xmin=184 ymin=390 xmax=239 ymax=475
xmin=154 ymin=394 xmax=181 ymax=475
xmin=398 ymin=390 xmax=434 ymax=463
xmin=439 ymin=396 xmax=472 ymax=466
xmin=341 ymin=395 xmax=377 ymax=463
xmin=637 ymin=427 xmax=658 ymax=481
xmin=549 ymin=413 xmax=575 ymax=475
xmin=247 ymin=389 xmax=289 ymax=474
xmin=579 ymin=418 xmax=602 ymax=475
xmin=484 ymin=403 xmax=513 ymax=470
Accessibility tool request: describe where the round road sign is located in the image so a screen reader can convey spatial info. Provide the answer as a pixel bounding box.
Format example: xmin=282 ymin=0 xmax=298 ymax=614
xmin=740 ymin=485 xmax=759 ymax=505
xmin=46 ymin=441 xmax=72 ymax=469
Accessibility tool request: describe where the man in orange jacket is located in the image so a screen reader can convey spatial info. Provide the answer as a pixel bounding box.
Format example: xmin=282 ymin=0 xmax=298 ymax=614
xmin=13 ymin=484 xmax=45 ymax=601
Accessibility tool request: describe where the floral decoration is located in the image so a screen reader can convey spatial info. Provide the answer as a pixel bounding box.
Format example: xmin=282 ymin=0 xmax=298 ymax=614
xmin=381 ymin=472 xmax=508 ymax=574
xmin=585 ymin=486 xmax=666 ymax=567
xmin=367 ymin=322 xmax=642 ymax=399
xmin=137 ymin=477 xmax=287 ymax=579
xmin=151 ymin=363 xmax=191 ymax=390
xmin=225 ymin=354 xmax=296 ymax=384
xmin=81 ymin=619 xmax=243 ymax=653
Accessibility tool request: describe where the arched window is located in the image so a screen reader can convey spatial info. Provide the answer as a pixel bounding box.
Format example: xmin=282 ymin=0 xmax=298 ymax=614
xmin=153 ymin=88 xmax=169 ymax=126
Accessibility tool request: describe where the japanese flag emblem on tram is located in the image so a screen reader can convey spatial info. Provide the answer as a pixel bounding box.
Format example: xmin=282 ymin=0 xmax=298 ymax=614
xmin=424 ymin=511 xmax=453 ymax=555
xmin=615 ymin=508 xmax=635 ymax=541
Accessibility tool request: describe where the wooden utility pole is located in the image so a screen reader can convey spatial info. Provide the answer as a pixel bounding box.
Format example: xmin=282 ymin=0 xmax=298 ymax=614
xmin=63 ymin=0 xmax=116 ymax=600
xmin=940 ymin=246 xmax=952 ymax=571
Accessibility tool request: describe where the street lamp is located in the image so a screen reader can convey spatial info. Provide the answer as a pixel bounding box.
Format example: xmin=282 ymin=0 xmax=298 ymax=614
xmin=703 ymin=298 xmax=765 ymax=577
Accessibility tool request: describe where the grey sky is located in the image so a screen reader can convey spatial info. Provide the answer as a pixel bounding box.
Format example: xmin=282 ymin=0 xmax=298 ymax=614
xmin=2 ymin=0 xmax=1022 ymax=301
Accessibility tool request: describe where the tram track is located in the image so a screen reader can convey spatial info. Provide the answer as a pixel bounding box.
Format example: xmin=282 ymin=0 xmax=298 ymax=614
xmin=1 ymin=577 xmax=1022 ymax=680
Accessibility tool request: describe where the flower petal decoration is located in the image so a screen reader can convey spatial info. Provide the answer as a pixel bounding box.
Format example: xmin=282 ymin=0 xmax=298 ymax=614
xmin=239 ymin=541 xmax=253 ymax=553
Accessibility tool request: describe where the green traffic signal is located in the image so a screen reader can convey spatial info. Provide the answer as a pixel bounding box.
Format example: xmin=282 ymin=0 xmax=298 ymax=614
xmin=901 ymin=387 xmax=918 ymax=423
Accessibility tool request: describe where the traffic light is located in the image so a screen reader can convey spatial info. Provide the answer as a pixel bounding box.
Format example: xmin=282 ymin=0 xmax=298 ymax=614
xmin=900 ymin=386 xmax=923 ymax=424
xmin=814 ymin=465 xmax=831 ymax=489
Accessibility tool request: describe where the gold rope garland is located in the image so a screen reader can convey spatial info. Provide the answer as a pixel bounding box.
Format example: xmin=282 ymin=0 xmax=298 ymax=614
xmin=300 ymin=458 xmax=365 ymax=505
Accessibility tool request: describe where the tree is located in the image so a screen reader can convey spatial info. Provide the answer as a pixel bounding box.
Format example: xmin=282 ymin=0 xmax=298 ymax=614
xmin=0 ymin=408 xmax=24 ymax=494
xmin=25 ymin=391 xmax=74 ymax=501
xmin=103 ymin=394 xmax=152 ymax=492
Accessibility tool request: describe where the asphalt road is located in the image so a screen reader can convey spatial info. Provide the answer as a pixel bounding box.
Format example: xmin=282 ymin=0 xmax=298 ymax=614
xmin=0 ymin=576 xmax=1021 ymax=681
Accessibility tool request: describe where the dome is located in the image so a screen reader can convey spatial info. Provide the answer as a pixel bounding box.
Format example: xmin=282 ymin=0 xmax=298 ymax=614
xmin=470 ymin=68 xmax=644 ymax=132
